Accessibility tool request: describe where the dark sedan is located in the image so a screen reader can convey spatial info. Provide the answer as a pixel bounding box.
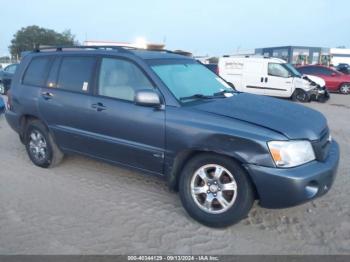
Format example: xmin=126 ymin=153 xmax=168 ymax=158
xmin=0 ymin=63 xmax=18 ymax=95
xmin=0 ymin=96 xmax=5 ymax=114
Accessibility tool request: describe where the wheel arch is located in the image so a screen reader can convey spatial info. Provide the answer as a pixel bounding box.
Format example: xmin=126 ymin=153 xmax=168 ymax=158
xmin=167 ymin=149 xmax=259 ymax=199
xmin=19 ymin=114 xmax=48 ymax=143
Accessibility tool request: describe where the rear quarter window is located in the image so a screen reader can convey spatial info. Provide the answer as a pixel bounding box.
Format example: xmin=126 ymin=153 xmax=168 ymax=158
xmin=22 ymin=57 xmax=52 ymax=86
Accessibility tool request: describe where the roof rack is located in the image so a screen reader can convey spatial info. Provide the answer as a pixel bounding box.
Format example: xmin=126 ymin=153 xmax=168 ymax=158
xmin=33 ymin=45 xmax=190 ymax=56
xmin=33 ymin=45 xmax=137 ymax=53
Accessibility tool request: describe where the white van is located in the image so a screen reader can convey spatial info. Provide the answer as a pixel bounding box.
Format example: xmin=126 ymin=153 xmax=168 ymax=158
xmin=218 ymin=56 xmax=328 ymax=102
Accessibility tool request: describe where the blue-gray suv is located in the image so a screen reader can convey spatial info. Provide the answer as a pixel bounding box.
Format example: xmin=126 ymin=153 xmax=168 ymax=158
xmin=5 ymin=46 xmax=340 ymax=227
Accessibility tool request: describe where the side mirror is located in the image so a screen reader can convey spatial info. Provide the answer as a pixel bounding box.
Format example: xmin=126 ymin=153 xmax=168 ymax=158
xmin=331 ymin=72 xmax=337 ymax=77
xmin=134 ymin=89 xmax=161 ymax=107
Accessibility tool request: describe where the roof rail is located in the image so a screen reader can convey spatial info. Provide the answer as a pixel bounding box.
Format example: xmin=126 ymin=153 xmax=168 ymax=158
xmin=33 ymin=45 xmax=137 ymax=53
xmin=33 ymin=45 xmax=190 ymax=56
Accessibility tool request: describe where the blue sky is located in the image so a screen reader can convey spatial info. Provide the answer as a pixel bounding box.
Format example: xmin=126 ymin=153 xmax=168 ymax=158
xmin=0 ymin=0 xmax=349 ymax=56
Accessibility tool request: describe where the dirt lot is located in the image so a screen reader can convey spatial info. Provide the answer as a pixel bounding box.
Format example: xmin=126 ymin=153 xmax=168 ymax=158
xmin=0 ymin=94 xmax=349 ymax=255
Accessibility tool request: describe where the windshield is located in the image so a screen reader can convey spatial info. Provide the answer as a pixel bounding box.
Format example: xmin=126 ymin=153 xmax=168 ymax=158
xmin=151 ymin=63 xmax=233 ymax=102
xmin=283 ymin=63 xmax=302 ymax=77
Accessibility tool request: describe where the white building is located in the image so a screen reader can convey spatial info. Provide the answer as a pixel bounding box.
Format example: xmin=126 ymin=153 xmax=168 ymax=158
xmin=330 ymin=48 xmax=350 ymax=66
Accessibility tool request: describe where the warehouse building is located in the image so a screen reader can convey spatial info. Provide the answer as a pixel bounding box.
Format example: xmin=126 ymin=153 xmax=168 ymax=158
xmin=329 ymin=48 xmax=350 ymax=66
xmin=255 ymin=46 xmax=330 ymax=65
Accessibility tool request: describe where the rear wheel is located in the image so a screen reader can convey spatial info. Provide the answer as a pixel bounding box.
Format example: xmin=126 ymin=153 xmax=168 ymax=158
xmin=179 ymin=153 xmax=254 ymax=227
xmin=339 ymin=83 xmax=350 ymax=94
xmin=0 ymin=82 xmax=4 ymax=95
xmin=25 ymin=120 xmax=64 ymax=168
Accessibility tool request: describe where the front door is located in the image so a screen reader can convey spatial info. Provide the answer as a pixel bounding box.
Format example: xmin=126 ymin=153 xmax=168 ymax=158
xmin=87 ymin=57 xmax=165 ymax=174
xmin=263 ymin=62 xmax=293 ymax=97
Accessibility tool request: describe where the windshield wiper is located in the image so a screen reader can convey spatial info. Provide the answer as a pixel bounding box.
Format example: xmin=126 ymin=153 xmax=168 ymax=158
xmin=213 ymin=89 xmax=235 ymax=96
xmin=179 ymin=94 xmax=215 ymax=101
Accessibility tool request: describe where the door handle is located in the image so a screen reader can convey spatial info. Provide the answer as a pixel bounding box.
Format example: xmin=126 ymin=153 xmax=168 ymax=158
xmin=41 ymin=92 xmax=53 ymax=100
xmin=260 ymin=77 xmax=264 ymax=82
xmin=265 ymin=77 xmax=268 ymax=83
xmin=91 ymin=102 xmax=106 ymax=112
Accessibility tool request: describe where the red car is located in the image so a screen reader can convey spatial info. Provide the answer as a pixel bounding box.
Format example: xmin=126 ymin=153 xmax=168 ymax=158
xmin=297 ymin=65 xmax=350 ymax=94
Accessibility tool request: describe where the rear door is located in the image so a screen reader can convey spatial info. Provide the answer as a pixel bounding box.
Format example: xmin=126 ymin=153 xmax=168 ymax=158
xmin=218 ymin=58 xmax=244 ymax=89
xmin=21 ymin=56 xmax=53 ymax=118
xmin=314 ymin=67 xmax=341 ymax=90
xmin=38 ymin=55 xmax=98 ymax=154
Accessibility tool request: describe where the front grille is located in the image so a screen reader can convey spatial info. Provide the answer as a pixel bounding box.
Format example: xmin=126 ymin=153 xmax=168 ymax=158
xmin=312 ymin=127 xmax=331 ymax=162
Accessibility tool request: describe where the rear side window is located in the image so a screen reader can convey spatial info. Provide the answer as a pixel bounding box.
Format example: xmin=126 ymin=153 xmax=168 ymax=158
xmin=23 ymin=57 xmax=52 ymax=86
xmin=297 ymin=67 xmax=314 ymax=74
xmin=315 ymin=67 xmax=335 ymax=76
xmin=57 ymin=57 xmax=96 ymax=93
xmin=298 ymin=66 xmax=333 ymax=76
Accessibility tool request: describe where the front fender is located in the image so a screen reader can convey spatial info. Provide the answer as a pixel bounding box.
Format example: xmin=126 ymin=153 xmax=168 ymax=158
xmin=165 ymin=133 xmax=276 ymax=190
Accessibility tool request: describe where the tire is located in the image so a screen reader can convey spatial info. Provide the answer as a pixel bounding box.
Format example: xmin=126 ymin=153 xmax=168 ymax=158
xmin=25 ymin=120 xmax=64 ymax=168
xmin=317 ymin=91 xmax=330 ymax=103
xmin=339 ymin=83 xmax=350 ymax=94
xmin=292 ymin=89 xmax=310 ymax=103
xmin=0 ymin=82 xmax=4 ymax=95
xmin=179 ymin=153 xmax=255 ymax=228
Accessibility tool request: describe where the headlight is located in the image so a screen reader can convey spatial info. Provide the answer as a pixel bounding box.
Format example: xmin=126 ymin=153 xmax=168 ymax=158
xmin=267 ymin=140 xmax=315 ymax=168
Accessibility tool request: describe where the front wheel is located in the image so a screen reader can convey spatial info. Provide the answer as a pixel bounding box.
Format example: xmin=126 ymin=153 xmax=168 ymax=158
xmin=0 ymin=82 xmax=5 ymax=95
xmin=179 ymin=154 xmax=255 ymax=227
xmin=339 ymin=83 xmax=350 ymax=94
xmin=292 ymin=89 xmax=310 ymax=102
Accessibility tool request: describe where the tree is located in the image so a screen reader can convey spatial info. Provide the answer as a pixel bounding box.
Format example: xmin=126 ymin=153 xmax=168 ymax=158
xmin=208 ymin=57 xmax=219 ymax=64
xmin=9 ymin=25 xmax=76 ymax=58
xmin=0 ymin=56 xmax=11 ymax=63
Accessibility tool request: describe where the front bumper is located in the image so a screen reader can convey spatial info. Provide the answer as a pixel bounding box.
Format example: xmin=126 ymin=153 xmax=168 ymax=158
xmin=245 ymin=141 xmax=339 ymax=208
xmin=308 ymin=86 xmax=330 ymax=102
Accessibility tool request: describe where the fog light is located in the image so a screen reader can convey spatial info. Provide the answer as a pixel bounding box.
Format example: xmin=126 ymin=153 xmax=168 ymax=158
xmin=305 ymin=181 xmax=319 ymax=198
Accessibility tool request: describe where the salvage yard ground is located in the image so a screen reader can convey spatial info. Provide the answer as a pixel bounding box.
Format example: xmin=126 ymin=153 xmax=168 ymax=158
xmin=0 ymin=94 xmax=349 ymax=254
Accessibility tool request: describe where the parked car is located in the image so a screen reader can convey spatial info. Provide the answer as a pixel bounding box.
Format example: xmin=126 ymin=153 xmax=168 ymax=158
xmin=297 ymin=65 xmax=350 ymax=94
xmin=336 ymin=63 xmax=350 ymax=74
xmin=0 ymin=96 xmax=5 ymax=114
xmin=0 ymin=63 xmax=19 ymax=95
xmin=6 ymin=46 xmax=339 ymax=227
xmin=218 ymin=56 xmax=328 ymax=102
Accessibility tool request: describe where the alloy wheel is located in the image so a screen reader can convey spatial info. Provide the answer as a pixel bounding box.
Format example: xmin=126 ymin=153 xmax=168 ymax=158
xmin=190 ymin=164 xmax=238 ymax=214
xmin=28 ymin=130 xmax=48 ymax=162
xmin=340 ymin=84 xmax=350 ymax=94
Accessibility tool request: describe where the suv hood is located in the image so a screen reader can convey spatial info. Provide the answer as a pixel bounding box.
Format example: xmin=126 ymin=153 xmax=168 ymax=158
xmin=190 ymin=93 xmax=327 ymax=140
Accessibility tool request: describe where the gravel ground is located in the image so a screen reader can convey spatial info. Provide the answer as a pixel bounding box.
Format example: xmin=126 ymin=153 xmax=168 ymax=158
xmin=0 ymin=94 xmax=349 ymax=255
